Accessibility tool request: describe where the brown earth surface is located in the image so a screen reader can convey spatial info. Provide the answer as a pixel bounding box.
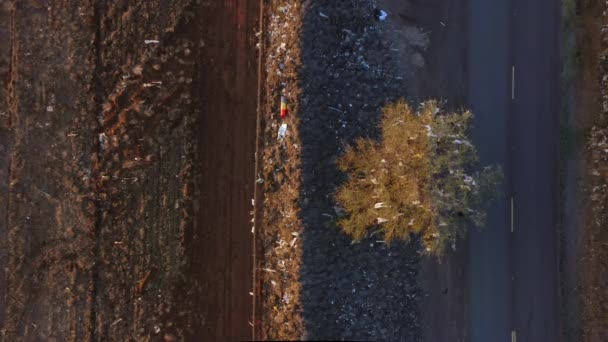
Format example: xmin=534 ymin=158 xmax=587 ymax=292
xmin=578 ymin=0 xmax=608 ymax=340
xmin=560 ymin=0 xmax=602 ymax=340
xmin=0 ymin=0 xmax=258 ymax=340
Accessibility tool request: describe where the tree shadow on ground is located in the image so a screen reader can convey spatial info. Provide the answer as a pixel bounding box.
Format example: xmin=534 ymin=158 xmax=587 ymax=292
xmin=296 ymin=1 xmax=422 ymax=340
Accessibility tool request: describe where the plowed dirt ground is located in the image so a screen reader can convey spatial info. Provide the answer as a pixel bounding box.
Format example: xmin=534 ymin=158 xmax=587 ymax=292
xmin=0 ymin=1 xmax=258 ymax=340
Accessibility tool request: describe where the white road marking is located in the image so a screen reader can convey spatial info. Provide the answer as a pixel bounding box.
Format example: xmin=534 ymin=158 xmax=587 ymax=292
xmin=511 ymin=196 xmax=514 ymax=232
xmin=511 ymin=330 xmax=517 ymax=342
xmin=512 ymin=66 xmax=516 ymax=100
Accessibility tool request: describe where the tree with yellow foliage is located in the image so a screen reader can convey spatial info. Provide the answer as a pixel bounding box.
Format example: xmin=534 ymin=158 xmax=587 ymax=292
xmin=336 ymin=100 xmax=502 ymax=256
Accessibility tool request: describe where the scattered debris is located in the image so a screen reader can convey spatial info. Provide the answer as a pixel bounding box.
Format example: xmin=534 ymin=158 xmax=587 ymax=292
xmin=135 ymin=270 xmax=152 ymax=294
xmin=374 ymin=9 xmax=388 ymax=21
xmin=281 ymin=96 xmax=288 ymax=118
xmin=374 ymin=202 xmax=387 ymax=209
xmin=132 ymin=65 xmax=144 ymax=76
xmin=278 ymin=123 xmax=288 ymax=140
xmin=144 ymin=39 xmax=160 ymax=44
xmin=377 ymin=217 xmax=389 ymax=224
xmin=261 ymin=0 xmax=421 ymax=340
xmin=328 ymin=106 xmax=344 ymax=114
xmin=143 ymin=81 xmax=163 ymax=88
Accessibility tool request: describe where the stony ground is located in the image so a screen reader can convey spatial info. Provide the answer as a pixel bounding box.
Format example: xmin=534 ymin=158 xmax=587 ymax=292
xmin=257 ymin=0 xmax=425 ymax=340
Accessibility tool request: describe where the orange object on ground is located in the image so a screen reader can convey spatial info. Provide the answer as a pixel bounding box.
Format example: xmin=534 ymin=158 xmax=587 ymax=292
xmin=280 ymin=96 xmax=288 ymax=118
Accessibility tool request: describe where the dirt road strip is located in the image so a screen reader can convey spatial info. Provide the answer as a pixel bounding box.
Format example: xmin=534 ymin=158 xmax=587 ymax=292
xmin=252 ymin=0 xmax=266 ymax=339
xmin=194 ymin=0 xmax=259 ymax=340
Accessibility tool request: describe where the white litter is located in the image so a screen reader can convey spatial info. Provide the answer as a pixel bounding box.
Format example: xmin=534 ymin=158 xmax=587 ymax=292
xmin=278 ymin=123 xmax=288 ymax=140
xmin=378 ymin=10 xmax=388 ymax=21
xmin=377 ymin=217 xmax=389 ymax=224
xmin=319 ymin=12 xmax=329 ymax=18
xmin=143 ymin=81 xmax=162 ymax=88
xmin=144 ymin=40 xmax=159 ymax=44
xmin=374 ymin=202 xmax=386 ymax=209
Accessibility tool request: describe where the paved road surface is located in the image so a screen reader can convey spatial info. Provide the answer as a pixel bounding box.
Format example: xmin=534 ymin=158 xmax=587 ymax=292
xmin=468 ymin=0 xmax=560 ymax=341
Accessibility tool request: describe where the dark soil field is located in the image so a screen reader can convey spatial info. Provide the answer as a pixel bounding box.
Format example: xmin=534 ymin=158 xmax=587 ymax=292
xmin=0 ymin=0 xmax=258 ymax=340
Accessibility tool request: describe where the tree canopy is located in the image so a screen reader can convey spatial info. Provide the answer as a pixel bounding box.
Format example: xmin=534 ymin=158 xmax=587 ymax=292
xmin=336 ymin=100 xmax=502 ymax=256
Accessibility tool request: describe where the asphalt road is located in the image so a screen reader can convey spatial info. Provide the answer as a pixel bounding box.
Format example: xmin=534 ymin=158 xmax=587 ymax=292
xmin=468 ymin=0 xmax=560 ymax=341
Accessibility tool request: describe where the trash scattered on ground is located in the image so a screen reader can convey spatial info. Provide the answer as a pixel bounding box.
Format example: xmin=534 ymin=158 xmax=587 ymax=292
xmin=376 ymin=217 xmax=389 ymax=224
xmin=143 ymin=81 xmax=162 ymax=88
xmin=261 ymin=1 xmax=421 ymax=340
xmin=144 ymin=39 xmax=160 ymax=44
xmin=278 ymin=123 xmax=288 ymax=140
xmin=374 ymin=9 xmax=388 ymax=21
xmin=374 ymin=202 xmax=387 ymax=209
